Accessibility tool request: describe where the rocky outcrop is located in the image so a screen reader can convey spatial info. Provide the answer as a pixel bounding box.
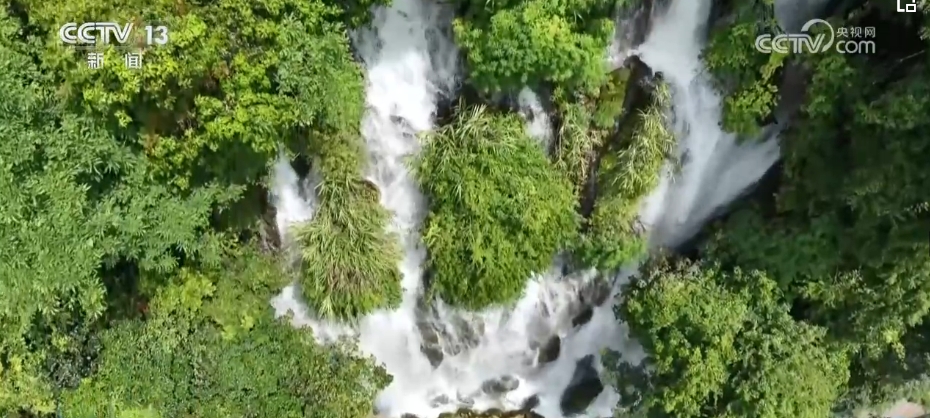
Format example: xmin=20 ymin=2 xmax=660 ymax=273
xmin=415 ymin=299 xmax=486 ymax=368
xmin=436 ymin=408 xmax=545 ymax=418
xmin=559 ymin=355 xmax=605 ymax=416
xmin=578 ymin=55 xmax=657 ymax=221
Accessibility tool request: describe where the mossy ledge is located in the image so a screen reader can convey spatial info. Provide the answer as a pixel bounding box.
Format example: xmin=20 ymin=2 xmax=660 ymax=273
xmin=571 ymin=61 xmax=676 ymax=271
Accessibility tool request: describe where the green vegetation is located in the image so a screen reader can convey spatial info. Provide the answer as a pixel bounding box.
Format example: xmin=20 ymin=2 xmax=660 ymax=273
xmin=552 ymin=67 xmax=633 ymax=194
xmin=293 ymin=176 xmax=402 ymax=320
xmin=0 ymin=0 xmax=395 ymax=414
xmin=61 ymin=249 xmax=390 ymax=418
xmin=573 ymin=80 xmax=674 ymax=270
xmin=601 ymin=1 xmax=930 ymax=416
xmin=4 ymin=0 xmax=930 ymax=415
xmin=415 ymin=106 xmax=578 ymax=308
xmin=452 ymin=0 xmax=617 ymax=94
xmin=701 ymin=0 xmax=783 ymax=136
xmin=606 ymin=258 xmax=848 ymax=418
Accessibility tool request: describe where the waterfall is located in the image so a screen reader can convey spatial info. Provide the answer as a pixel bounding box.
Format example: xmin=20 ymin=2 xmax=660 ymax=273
xmin=269 ymin=0 xmax=780 ymax=416
xmin=636 ymin=0 xmax=780 ymax=248
xmin=517 ymin=87 xmax=553 ymax=146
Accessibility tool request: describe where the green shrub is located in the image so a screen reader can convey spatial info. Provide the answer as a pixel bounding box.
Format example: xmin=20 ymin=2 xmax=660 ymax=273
xmin=573 ymin=82 xmax=675 ymax=270
xmin=415 ymin=106 xmax=579 ymax=309
xmin=452 ymin=0 xmax=614 ymax=94
xmin=294 ymin=141 xmax=402 ymax=320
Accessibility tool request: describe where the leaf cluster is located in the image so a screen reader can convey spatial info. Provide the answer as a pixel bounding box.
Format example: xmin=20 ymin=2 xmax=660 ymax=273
xmin=415 ymin=106 xmax=579 ymax=309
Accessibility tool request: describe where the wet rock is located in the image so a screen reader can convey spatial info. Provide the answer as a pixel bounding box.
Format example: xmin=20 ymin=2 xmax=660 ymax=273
xmin=419 ymin=344 xmax=444 ymax=368
xmin=415 ymin=301 xmax=445 ymax=368
xmin=430 ymin=394 xmax=453 ymax=407
xmin=258 ymin=186 xmax=281 ymax=253
xmin=537 ymin=335 xmax=561 ymax=364
xmin=401 ymin=414 xmax=419 ymax=418
xmin=481 ymin=375 xmax=520 ymax=394
xmin=443 ymin=315 xmax=485 ymax=356
xmin=456 ymin=393 xmax=476 ymax=407
xmin=437 ymin=408 xmax=545 ymax=418
xmin=560 ymin=355 xmax=605 ymax=416
xmin=417 ymin=321 xmax=443 ymax=367
xmin=580 ymin=278 xmax=611 ymax=306
xmin=571 ymin=306 xmax=594 ymax=328
xmin=390 ymin=115 xmax=413 ymax=132
xmin=415 ymin=298 xmax=486 ymax=369
xmin=520 ymin=394 xmax=540 ymax=411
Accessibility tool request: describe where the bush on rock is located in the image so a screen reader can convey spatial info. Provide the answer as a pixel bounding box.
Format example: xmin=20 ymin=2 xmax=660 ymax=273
xmin=294 ymin=135 xmax=403 ymax=321
xmin=573 ymin=81 xmax=675 ymax=271
xmin=415 ymin=106 xmax=579 ymax=309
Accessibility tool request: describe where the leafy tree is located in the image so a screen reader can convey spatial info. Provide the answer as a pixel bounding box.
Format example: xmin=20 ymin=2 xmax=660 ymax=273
xmin=452 ymin=0 xmax=616 ymax=94
xmin=0 ymin=0 xmax=398 ymax=412
xmin=701 ymin=0 xmax=930 ymax=410
xmin=61 ymin=247 xmax=391 ymax=418
xmin=21 ymin=0 xmax=380 ymax=208
xmin=0 ymin=11 xmax=233 ymax=413
xmin=415 ymin=105 xmax=579 ymax=309
xmin=605 ymin=258 xmax=848 ymax=418
xmin=701 ymin=0 xmax=784 ymax=136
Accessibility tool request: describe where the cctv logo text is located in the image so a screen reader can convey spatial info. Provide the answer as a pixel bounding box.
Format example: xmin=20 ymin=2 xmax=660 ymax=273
xmin=755 ymin=19 xmax=875 ymax=54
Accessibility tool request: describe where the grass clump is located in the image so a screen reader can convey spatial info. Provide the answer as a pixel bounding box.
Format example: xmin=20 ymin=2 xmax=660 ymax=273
xmin=415 ymin=106 xmax=579 ymax=309
xmin=553 ymin=67 xmax=632 ymax=194
xmin=294 ymin=135 xmax=402 ymax=321
xmin=573 ymin=81 xmax=676 ymax=270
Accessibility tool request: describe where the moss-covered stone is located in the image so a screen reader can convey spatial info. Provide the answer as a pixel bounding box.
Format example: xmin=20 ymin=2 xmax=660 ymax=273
xmin=573 ymin=74 xmax=676 ymax=271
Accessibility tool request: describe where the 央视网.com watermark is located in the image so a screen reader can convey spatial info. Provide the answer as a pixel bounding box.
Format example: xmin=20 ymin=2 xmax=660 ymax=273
xmin=755 ymin=19 xmax=876 ymax=54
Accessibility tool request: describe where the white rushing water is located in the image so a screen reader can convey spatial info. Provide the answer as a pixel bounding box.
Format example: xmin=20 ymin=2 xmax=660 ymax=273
xmin=269 ymin=0 xmax=781 ymax=416
xmin=636 ymin=0 xmax=780 ymax=248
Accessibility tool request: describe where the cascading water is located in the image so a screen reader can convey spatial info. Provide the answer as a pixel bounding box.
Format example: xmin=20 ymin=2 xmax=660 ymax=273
xmin=636 ymin=0 xmax=780 ymax=248
xmin=269 ymin=0 xmax=781 ymax=417
xmin=517 ymin=87 xmax=553 ymax=145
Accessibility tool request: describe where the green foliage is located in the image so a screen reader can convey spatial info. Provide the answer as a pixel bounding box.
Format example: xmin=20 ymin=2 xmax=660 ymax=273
xmin=702 ymin=4 xmax=930 ymax=411
xmin=0 ymin=11 xmax=235 ymax=413
xmin=552 ymin=67 xmax=632 ymax=193
xmin=276 ymin=3 xmax=403 ymax=321
xmin=0 ymin=0 xmax=395 ymax=413
xmin=701 ymin=0 xmax=783 ymax=136
xmin=294 ymin=171 xmax=403 ymax=321
xmin=22 ymin=0 xmax=367 ymax=191
xmin=452 ymin=0 xmax=615 ymax=94
xmin=606 ymin=258 xmax=849 ymax=418
xmin=62 ymin=248 xmax=390 ymax=418
xmin=573 ymin=81 xmax=674 ymax=270
xmin=415 ymin=106 xmax=579 ymax=308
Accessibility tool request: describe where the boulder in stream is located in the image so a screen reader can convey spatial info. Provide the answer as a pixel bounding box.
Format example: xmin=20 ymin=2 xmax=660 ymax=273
xmin=537 ymin=335 xmax=561 ymax=364
xmin=559 ymin=355 xmax=604 ymax=416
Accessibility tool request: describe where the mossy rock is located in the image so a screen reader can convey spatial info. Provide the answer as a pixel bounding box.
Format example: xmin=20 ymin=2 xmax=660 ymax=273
xmin=592 ymin=66 xmax=632 ymax=129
